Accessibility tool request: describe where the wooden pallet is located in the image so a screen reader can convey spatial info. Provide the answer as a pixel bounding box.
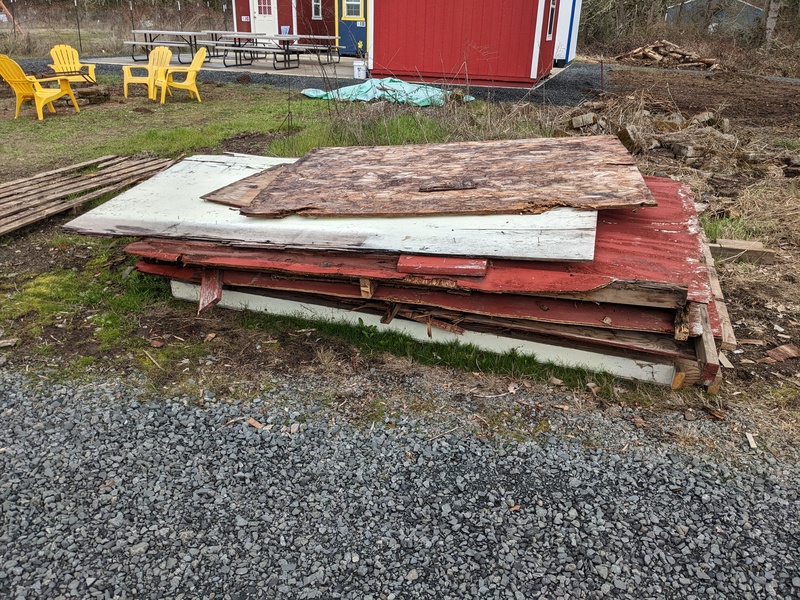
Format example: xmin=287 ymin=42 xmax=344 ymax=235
xmin=0 ymin=155 xmax=175 ymax=237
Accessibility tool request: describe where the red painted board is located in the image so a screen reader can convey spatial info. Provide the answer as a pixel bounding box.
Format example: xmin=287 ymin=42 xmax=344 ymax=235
xmin=397 ymin=255 xmax=488 ymax=277
xmin=199 ymin=269 xmax=223 ymax=315
xmin=135 ymin=261 xmax=678 ymax=334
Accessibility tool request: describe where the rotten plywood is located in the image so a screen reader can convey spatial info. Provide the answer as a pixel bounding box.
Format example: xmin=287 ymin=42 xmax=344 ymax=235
xmin=202 ymin=164 xmax=289 ymax=208
xmin=241 ymin=137 xmax=657 ymax=218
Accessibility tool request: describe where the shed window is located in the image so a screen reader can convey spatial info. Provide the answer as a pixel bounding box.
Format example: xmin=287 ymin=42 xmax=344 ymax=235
xmin=312 ymin=0 xmax=322 ymax=19
xmin=344 ymin=0 xmax=362 ymax=19
xmin=257 ymin=0 xmax=272 ymax=15
xmin=546 ymin=0 xmax=557 ymax=41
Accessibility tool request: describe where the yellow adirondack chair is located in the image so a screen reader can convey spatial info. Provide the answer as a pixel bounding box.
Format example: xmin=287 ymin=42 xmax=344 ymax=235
xmin=122 ymin=46 xmax=172 ymax=100
xmin=0 ymin=54 xmax=80 ymax=120
xmin=48 ymin=44 xmax=97 ymax=83
xmin=154 ymin=47 xmax=206 ymax=104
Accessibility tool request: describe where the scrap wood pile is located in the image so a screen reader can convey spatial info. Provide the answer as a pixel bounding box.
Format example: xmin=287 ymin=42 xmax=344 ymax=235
xmin=616 ymin=40 xmax=720 ymax=70
xmin=64 ymin=137 xmax=736 ymax=391
xmin=0 ymin=155 xmax=174 ymax=237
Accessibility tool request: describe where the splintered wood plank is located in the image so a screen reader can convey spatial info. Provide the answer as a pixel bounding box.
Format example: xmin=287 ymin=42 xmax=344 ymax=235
xmin=242 ymin=137 xmax=657 ymax=218
xmin=700 ymin=232 xmax=736 ymax=350
xmin=198 ymin=269 xmax=223 ymax=314
xmin=202 ymin=164 xmax=288 ymax=208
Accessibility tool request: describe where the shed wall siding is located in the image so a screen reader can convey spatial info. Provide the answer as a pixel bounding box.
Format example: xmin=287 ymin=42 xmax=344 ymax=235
xmin=371 ymin=0 xmax=546 ymax=85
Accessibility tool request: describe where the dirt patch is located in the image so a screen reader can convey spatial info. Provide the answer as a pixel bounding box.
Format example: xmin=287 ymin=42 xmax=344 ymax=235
xmin=609 ymin=69 xmax=800 ymax=126
xmin=218 ymin=131 xmax=287 ymax=155
xmin=602 ymin=65 xmax=800 ymax=405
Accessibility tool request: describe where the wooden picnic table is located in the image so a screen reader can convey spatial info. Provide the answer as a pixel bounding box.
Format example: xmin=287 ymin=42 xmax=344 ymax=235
xmin=126 ymin=29 xmax=205 ymax=64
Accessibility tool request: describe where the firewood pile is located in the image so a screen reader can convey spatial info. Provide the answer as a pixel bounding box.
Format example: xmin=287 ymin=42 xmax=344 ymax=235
xmin=615 ymin=40 xmax=719 ymax=70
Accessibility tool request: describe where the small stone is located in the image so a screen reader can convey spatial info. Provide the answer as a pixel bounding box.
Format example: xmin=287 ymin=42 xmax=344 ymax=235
xmin=130 ymin=542 xmax=149 ymax=556
xmin=673 ymin=143 xmax=699 ymax=158
xmin=406 ymin=568 xmax=419 ymax=582
xmin=571 ymin=112 xmax=596 ymax=129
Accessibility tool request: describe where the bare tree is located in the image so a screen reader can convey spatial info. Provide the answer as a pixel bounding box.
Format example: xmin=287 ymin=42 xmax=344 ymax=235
xmin=764 ymin=0 xmax=782 ymax=47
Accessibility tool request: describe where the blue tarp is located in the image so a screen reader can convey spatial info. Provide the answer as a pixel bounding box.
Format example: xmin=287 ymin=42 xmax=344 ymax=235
xmin=302 ymin=78 xmax=473 ymax=107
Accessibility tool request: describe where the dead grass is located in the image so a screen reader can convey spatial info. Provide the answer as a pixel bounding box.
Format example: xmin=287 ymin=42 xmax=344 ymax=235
xmin=732 ymin=179 xmax=800 ymax=247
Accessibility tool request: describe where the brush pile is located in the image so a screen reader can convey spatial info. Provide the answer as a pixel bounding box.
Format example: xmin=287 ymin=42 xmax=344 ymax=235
xmin=615 ymin=40 xmax=720 ymax=70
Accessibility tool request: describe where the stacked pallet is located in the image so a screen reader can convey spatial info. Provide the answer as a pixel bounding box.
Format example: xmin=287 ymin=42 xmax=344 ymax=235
xmin=64 ymin=138 xmax=735 ymax=390
xmin=0 ymin=155 xmax=174 ymax=237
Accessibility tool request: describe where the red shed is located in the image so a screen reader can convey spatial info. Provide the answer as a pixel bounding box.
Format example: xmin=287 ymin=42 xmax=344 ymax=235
xmin=369 ymin=0 xmax=561 ymax=87
xmin=233 ymin=0 xmax=336 ymax=37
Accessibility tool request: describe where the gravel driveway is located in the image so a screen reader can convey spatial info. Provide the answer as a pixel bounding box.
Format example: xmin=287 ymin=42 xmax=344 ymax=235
xmin=16 ymin=57 xmax=606 ymax=105
xmin=1 ymin=367 xmax=798 ymax=599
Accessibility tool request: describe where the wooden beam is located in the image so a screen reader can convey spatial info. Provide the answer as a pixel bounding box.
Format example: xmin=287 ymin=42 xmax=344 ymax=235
xmin=710 ymin=239 xmax=775 ymax=265
xmin=700 ymin=234 xmax=737 ymax=351
xmin=694 ymin=304 xmax=720 ymax=386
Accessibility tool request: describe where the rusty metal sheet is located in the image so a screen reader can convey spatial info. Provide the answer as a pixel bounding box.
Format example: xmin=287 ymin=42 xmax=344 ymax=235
xmin=242 ymin=137 xmax=657 ymax=218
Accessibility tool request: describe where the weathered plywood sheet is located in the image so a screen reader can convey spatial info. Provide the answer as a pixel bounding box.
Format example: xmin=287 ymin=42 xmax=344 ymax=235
xmin=242 ymin=137 xmax=657 ymax=218
xmin=64 ymin=155 xmax=598 ymax=262
xmin=202 ymin=164 xmax=288 ymax=208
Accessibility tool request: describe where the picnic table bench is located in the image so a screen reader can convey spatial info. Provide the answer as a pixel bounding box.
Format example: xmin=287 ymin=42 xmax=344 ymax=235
xmin=125 ymin=30 xmax=206 ymax=64
xmin=209 ymin=32 xmax=341 ymax=69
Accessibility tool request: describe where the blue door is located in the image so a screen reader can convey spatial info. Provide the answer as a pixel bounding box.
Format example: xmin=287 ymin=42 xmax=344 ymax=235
xmin=338 ymin=0 xmax=368 ymax=57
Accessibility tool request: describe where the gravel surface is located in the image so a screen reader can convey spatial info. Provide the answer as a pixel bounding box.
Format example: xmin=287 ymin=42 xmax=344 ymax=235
xmin=1 ymin=367 xmax=798 ymax=599
xmin=16 ymin=57 xmax=607 ymax=105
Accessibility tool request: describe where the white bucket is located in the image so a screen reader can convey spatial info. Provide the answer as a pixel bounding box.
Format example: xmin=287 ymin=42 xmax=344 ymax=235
xmin=353 ymin=60 xmax=367 ymax=80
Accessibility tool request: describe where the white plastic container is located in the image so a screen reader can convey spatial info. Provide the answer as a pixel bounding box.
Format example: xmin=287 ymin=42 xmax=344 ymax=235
xmin=353 ymin=60 xmax=367 ymax=80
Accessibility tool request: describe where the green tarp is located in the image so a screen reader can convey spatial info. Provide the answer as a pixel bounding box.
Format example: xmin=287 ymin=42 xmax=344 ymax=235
xmin=302 ymin=78 xmax=472 ymax=107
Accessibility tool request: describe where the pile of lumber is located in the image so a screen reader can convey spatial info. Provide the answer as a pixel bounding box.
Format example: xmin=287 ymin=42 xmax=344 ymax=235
xmin=0 ymin=155 xmax=174 ymax=237
xmin=64 ymin=139 xmax=735 ymax=391
xmin=616 ymin=40 xmax=719 ymax=70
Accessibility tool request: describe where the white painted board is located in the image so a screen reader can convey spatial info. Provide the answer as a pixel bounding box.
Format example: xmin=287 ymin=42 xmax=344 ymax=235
xmin=554 ymin=0 xmax=583 ymax=65
xmin=171 ymin=281 xmax=676 ymax=386
xmin=64 ymin=155 xmax=598 ymax=262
